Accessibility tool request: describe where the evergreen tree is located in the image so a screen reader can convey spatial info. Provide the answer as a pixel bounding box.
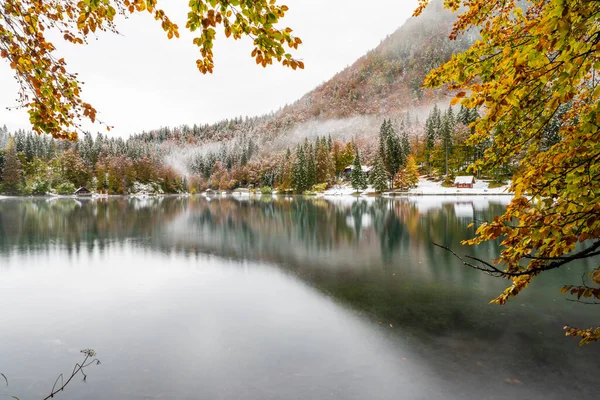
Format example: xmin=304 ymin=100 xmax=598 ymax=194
xmin=401 ymin=129 xmax=411 ymax=158
xmin=384 ymin=122 xmax=402 ymax=186
xmin=350 ymin=149 xmax=367 ymax=192
xmin=1 ymin=137 xmax=23 ymax=194
xmin=370 ymin=153 xmax=388 ymax=192
xmin=441 ymin=106 xmax=455 ymax=176
xmin=425 ymin=116 xmax=436 ymax=173
xmin=292 ymin=145 xmax=307 ymax=193
xmin=378 ymin=119 xmax=389 ymax=157
xmin=0 ymin=150 xmax=5 ymax=178
xmin=306 ymin=141 xmax=316 ymax=189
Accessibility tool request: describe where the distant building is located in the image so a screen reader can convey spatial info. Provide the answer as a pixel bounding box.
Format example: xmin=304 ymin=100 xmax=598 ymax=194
xmin=454 ymin=176 xmax=475 ymax=189
xmin=343 ymin=165 xmax=372 ymax=180
xmin=74 ymin=187 xmax=92 ymax=196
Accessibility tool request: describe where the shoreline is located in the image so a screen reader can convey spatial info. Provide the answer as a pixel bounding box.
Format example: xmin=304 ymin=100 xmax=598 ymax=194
xmin=0 ymin=191 xmax=515 ymax=200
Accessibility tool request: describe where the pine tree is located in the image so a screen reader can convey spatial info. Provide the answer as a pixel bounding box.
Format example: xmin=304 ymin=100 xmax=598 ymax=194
xmin=370 ymin=153 xmax=388 ymax=192
xmin=351 ymin=149 xmax=367 ymax=192
xmin=306 ymin=141 xmax=316 ymax=189
xmin=2 ymin=137 xmax=22 ymax=194
xmin=441 ymin=106 xmax=455 ymax=176
xmin=384 ymin=122 xmax=402 ymax=186
xmin=378 ymin=119 xmax=388 ymax=157
xmin=292 ymin=145 xmax=307 ymax=193
xmin=425 ymin=116 xmax=436 ymax=174
xmin=401 ymin=128 xmax=410 ymax=158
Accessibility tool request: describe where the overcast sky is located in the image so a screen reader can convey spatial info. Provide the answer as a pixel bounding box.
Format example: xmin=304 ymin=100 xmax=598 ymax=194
xmin=0 ymin=0 xmax=418 ymax=137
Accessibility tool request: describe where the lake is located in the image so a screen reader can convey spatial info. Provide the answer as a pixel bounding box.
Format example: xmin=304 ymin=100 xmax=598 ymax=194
xmin=0 ymin=195 xmax=598 ymax=400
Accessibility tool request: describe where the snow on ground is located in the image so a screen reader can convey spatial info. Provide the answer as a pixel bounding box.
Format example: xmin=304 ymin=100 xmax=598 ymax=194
xmin=410 ymin=178 xmax=512 ymax=195
xmin=322 ymin=178 xmax=513 ymax=197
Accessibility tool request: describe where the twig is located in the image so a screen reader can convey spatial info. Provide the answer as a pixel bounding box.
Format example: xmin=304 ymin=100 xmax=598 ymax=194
xmin=41 ymin=349 xmax=100 ymax=400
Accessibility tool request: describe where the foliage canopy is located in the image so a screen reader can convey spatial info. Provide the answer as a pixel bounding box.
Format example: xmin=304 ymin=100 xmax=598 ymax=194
xmin=415 ymin=0 xmax=600 ymax=344
xmin=0 ymin=0 xmax=303 ymax=140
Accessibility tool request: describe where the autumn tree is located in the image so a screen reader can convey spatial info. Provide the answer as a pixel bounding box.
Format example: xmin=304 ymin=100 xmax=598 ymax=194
xmin=333 ymin=140 xmax=354 ymax=178
xmin=404 ymin=155 xmax=419 ymax=188
xmin=1 ymin=136 xmax=22 ymax=193
xmin=415 ymin=0 xmax=600 ymax=344
xmin=315 ymin=136 xmax=334 ymax=185
xmin=55 ymin=149 xmax=91 ymax=188
xmin=276 ymin=148 xmax=293 ymax=191
xmin=0 ymin=0 xmax=304 ymax=140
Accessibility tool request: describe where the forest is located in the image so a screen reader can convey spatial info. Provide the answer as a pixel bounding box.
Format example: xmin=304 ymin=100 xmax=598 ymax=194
xmin=0 ymin=102 xmax=531 ymax=196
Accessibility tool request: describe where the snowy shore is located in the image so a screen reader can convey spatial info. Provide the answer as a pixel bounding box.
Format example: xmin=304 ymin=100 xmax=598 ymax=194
xmin=321 ymin=178 xmax=513 ymax=197
xmin=0 ymin=179 xmax=513 ymax=200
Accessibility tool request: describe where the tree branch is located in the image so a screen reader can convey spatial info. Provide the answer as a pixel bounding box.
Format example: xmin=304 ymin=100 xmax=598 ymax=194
xmin=433 ymin=240 xmax=600 ymax=278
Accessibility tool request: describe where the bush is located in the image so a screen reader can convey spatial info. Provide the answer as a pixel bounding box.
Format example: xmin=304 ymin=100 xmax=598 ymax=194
xmin=260 ymin=186 xmax=273 ymax=194
xmin=30 ymin=178 xmax=51 ymax=195
xmin=55 ymin=182 xmax=76 ymax=195
xmin=310 ymin=183 xmax=327 ymax=192
xmin=19 ymin=183 xmax=33 ymax=196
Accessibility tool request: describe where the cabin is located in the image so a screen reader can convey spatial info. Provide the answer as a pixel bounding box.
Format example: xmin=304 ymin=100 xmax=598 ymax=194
xmin=454 ymin=176 xmax=475 ymax=189
xmin=74 ymin=187 xmax=92 ymax=196
xmin=343 ymin=165 xmax=372 ymax=180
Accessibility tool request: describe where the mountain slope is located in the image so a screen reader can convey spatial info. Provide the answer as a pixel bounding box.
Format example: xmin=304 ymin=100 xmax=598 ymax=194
xmin=277 ymin=0 xmax=471 ymax=122
xmin=131 ymin=0 xmax=473 ymax=166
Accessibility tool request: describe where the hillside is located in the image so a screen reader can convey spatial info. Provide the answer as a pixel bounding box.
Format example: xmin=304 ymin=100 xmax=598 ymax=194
xmin=278 ymin=0 xmax=472 ymax=121
xmin=133 ymin=0 xmax=472 ymax=153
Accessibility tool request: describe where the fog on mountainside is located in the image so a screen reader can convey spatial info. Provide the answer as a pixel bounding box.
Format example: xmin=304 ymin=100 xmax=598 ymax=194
xmin=147 ymin=0 xmax=473 ymax=175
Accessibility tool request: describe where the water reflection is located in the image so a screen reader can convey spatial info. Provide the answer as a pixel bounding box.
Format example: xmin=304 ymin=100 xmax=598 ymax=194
xmin=0 ymin=195 xmax=597 ymax=400
xmin=0 ymin=196 xmax=507 ymax=263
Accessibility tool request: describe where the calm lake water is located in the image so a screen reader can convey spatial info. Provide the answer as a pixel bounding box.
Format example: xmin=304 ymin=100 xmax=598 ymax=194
xmin=0 ymin=195 xmax=598 ymax=400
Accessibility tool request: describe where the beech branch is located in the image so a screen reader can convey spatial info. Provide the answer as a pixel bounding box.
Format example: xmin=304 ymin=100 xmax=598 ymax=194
xmin=432 ymin=240 xmax=600 ymax=278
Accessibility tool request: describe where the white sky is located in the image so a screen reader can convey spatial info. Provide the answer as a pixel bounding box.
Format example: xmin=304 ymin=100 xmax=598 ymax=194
xmin=0 ymin=0 xmax=418 ymax=137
